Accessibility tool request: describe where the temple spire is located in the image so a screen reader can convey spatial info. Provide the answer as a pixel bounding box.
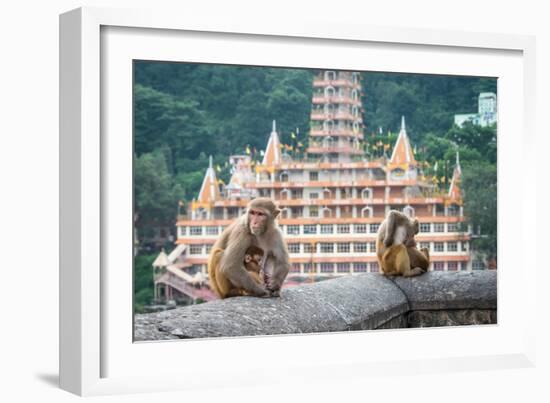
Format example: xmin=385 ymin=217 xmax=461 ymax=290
xmin=262 ymin=121 xmax=282 ymax=166
xmin=196 ymin=154 xmax=221 ymax=203
xmin=389 ymin=116 xmax=417 ymax=167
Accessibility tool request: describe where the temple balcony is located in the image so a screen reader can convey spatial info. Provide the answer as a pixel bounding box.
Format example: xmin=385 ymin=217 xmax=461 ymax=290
xmin=310 ymin=111 xmax=359 ymax=120
xmin=311 ymin=95 xmax=362 ymax=105
xmin=312 ymin=78 xmax=362 ymax=89
xmin=306 ymin=146 xmax=364 ymax=155
xmin=309 ymin=129 xmax=364 ymax=138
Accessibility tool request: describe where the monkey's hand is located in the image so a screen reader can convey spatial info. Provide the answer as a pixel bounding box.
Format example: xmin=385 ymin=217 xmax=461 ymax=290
xmin=263 ymin=275 xmax=281 ymax=297
xmin=268 ymin=289 xmax=281 ymax=298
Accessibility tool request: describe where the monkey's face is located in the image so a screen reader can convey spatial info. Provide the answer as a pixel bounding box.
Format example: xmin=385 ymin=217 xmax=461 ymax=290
xmin=248 ymin=208 xmax=268 ymax=235
xmin=252 ymin=254 xmax=263 ymax=265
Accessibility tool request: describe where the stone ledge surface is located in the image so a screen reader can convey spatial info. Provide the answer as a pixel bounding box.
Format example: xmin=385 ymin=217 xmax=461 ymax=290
xmin=134 ymin=271 xmax=497 ymax=341
xmin=136 ymin=273 xmax=407 ymax=340
xmin=392 ymin=271 xmax=497 ymax=310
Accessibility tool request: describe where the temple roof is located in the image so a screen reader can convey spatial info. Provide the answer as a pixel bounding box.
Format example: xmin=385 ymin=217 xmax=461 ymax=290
xmin=262 ymin=120 xmax=282 ymax=166
xmin=152 ymin=248 xmax=169 ymax=268
xmin=197 ymin=156 xmax=221 ymax=203
xmin=389 ymin=116 xmax=417 ymax=167
xmin=448 ymin=151 xmax=462 ymax=202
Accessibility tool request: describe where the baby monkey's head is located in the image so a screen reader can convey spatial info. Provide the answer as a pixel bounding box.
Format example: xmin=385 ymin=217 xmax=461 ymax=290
xmin=244 ymin=245 xmax=264 ymax=266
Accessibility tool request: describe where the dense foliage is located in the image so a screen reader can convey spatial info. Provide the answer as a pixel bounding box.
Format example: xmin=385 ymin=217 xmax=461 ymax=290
xmin=133 ymin=62 xmax=497 ymax=308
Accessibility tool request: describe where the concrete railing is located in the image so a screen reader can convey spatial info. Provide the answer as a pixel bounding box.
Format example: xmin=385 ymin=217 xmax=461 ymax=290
xmin=134 ymin=271 xmax=496 ymax=341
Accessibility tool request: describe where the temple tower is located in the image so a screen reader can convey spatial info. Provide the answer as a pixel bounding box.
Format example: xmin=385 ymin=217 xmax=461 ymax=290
xmin=307 ymin=70 xmax=365 ymax=162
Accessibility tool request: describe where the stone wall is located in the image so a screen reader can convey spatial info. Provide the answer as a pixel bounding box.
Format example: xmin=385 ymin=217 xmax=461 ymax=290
xmin=134 ymin=271 xmax=497 ymax=341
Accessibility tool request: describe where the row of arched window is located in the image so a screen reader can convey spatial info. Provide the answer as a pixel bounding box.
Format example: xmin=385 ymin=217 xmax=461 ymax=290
xmin=323 ymin=71 xmax=360 ymax=84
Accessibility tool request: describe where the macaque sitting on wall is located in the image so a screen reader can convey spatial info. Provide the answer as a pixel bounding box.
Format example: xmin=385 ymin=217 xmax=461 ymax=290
xmin=376 ymin=210 xmax=430 ymax=277
xmin=207 ymin=198 xmax=290 ymax=299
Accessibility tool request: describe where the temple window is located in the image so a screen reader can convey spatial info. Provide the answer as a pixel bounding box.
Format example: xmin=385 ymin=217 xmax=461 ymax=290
xmin=433 ymin=223 xmax=445 ymax=232
xmin=337 ymin=224 xmax=350 ymax=234
xmin=290 ymin=264 xmax=301 ymax=273
xmin=189 ymin=245 xmax=203 ymax=255
xmin=337 ymin=263 xmax=351 ymax=273
xmin=190 ymin=226 xmax=203 ymax=236
xmin=205 ymin=226 xmax=219 ymax=235
xmin=337 ymin=243 xmax=350 ymax=253
xmin=448 ymin=204 xmax=460 ymax=216
xmin=280 ymin=208 xmax=291 ymax=219
xmin=361 ymin=206 xmax=373 ymax=218
xmin=320 ymin=224 xmax=333 ymax=234
xmin=354 ymin=224 xmax=367 ymax=233
xmin=320 ymin=263 xmax=334 ymax=273
xmin=354 ymin=263 xmax=368 ymax=273
xmin=321 ymin=207 xmax=332 ymax=218
xmin=325 ymin=71 xmax=336 ymax=81
xmin=287 ymin=243 xmax=300 ymax=254
xmin=324 ymin=86 xmax=335 ymax=97
xmin=361 ymin=188 xmax=373 ymax=199
xmin=286 ymin=225 xmax=300 ymax=235
xmin=290 ymin=206 xmax=303 ymax=217
xmin=447 ymin=222 xmax=458 ymax=232
xmin=420 ymin=223 xmax=431 ymax=233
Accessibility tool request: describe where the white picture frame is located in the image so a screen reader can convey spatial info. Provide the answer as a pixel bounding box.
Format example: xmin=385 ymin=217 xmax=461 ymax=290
xmin=60 ymin=6 xmax=537 ymax=396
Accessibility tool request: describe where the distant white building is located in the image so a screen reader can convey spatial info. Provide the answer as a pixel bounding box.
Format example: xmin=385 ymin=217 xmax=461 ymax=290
xmin=454 ymin=92 xmax=497 ymax=127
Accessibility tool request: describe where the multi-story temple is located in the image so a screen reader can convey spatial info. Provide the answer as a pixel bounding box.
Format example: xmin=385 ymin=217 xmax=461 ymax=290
xmin=152 ymin=70 xmax=470 ymax=303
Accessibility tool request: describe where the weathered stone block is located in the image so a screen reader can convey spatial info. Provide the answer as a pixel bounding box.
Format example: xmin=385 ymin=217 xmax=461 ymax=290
xmin=407 ymin=309 xmax=497 ymax=328
xmin=391 ymin=271 xmax=497 ymax=311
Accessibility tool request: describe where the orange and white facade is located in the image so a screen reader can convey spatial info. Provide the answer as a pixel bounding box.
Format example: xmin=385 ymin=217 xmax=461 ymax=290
xmin=171 ymin=70 xmax=471 ymax=293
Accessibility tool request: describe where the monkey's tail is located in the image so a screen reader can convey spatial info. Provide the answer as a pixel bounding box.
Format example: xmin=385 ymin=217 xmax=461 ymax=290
xmin=207 ymin=247 xmax=225 ymax=298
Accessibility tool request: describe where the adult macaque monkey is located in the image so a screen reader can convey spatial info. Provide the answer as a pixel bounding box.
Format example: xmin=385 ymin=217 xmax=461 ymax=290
xmin=376 ymin=210 xmax=428 ymax=277
xmin=208 ymin=198 xmax=290 ymax=298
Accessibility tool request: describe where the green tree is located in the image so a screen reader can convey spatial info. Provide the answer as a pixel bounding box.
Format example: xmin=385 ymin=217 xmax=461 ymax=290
xmin=445 ymin=122 xmax=496 ymax=164
xmin=134 ymin=150 xmax=179 ymax=240
xmin=461 ymin=161 xmax=497 ymax=260
xmin=134 ymin=254 xmax=156 ymax=313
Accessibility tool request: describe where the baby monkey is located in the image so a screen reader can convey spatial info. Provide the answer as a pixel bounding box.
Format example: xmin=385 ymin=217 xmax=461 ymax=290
xmin=226 ymin=245 xmax=265 ymax=297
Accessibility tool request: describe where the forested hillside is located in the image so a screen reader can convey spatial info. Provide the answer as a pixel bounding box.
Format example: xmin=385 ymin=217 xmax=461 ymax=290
xmin=133 ymin=62 xmax=497 ymax=308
